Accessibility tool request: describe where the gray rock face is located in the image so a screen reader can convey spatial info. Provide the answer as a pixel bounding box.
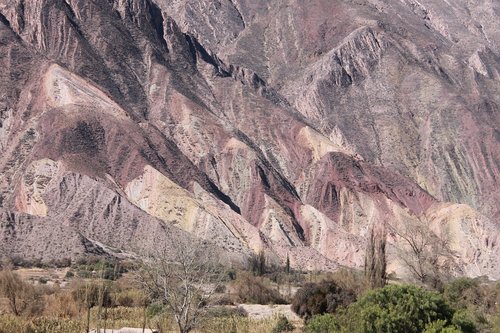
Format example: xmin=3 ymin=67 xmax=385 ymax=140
xmin=0 ymin=0 xmax=498 ymax=279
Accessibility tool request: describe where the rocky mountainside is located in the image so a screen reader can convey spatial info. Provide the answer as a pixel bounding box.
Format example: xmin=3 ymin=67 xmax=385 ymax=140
xmin=0 ymin=0 xmax=498 ymax=279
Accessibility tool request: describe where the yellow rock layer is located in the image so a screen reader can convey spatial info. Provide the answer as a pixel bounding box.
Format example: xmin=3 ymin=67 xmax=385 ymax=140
xmin=297 ymin=126 xmax=353 ymax=161
xmin=125 ymin=165 xmax=202 ymax=232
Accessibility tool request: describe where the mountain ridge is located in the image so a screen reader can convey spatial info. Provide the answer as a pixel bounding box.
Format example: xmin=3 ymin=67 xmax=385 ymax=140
xmin=0 ymin=0 xmax=498 ymax=280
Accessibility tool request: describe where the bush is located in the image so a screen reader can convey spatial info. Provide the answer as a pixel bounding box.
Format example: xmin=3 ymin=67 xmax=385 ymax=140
xmin=271 ymin=316 xmax=294 ymax=333
xmin=452 ymin=310 xmax=477 ymax=333
xmin=443 ymin=278 xmax=481 ymax=310
xmin=212 ymin=293 xmax=237 ymax=306
xmin=232 ymin=272 xmax=286 ymax=304
xmin=424 ymin=320 xmax=461 ymax=333
xmin=0 ymin=267 xmax=45 ymax=316
xmin=305 ymin=314 xmax=339 ymax=333
xmin=247 ymin=250 xmax=267 ymax=276
xmin=443 ymin=278 xmax=499 ymax=331
xmin=147 ymin=302 xmax=167 ymax=317
xmin=338 ymin=285 xmax=468 ymax=333
xmin=71 ymin=280 xmax=112 ymax=309
xmin=71 ymin=259 xmax=125 ymax=280
xmin=116 ymin=293 xmax=134 ymax=307
xmin=44 ymin=291 xmax=79 ymax=318
xmin=49 ymin=258 xmax=72 ymax=268
xmin=328 ymin=269 xmax=369 ymax=297
xmin=215 ymin=284 xmax=226 ymax=293
xmin=114 ymin=288 xmax=145 ymax=307
xmin=38 ymin=277 xmax=49 ymax=285
xmin=291 ymin=281 xmax=356 ymax=319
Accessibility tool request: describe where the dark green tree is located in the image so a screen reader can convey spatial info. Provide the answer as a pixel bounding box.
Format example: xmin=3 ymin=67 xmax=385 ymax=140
xmin=364 ymin=226 xmax=387 ymax=288
xmin=339 ymin=285 xmax=470 ymax=333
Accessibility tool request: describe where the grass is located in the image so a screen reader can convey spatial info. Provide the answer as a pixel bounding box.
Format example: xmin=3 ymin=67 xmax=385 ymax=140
xmin=0 ymin=307 xmax=303 ymax=333
xmin=199 ymin=316 xmax=300 ymax=333
xmin=0 ymin=315 xmax=84 ymax=333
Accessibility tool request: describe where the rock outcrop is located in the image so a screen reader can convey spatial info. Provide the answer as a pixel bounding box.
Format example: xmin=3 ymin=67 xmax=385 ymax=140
xmin=0 ymin=0 xmax=498 ymax=279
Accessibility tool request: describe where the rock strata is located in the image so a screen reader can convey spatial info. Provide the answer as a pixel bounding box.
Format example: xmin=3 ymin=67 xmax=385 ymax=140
xmin=0 ymin=0 xmax=498 ymax=279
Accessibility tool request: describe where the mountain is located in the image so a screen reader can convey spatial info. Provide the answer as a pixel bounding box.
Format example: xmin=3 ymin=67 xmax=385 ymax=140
xmin=0 ymin=0 xmax=498 ymax=279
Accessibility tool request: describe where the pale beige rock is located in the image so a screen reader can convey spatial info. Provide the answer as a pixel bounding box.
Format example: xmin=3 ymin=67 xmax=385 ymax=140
xmin=15 ymin=159 xmax=58 ymax=217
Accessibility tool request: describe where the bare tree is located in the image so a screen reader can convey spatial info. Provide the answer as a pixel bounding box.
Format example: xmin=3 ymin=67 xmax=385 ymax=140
xmin=0 ymin=266 xmax=27 ymax=316
xmin=389 ymin=216 xmax=454 ymax=290
xmin=138 ymin=239 xmax=223 ymax=333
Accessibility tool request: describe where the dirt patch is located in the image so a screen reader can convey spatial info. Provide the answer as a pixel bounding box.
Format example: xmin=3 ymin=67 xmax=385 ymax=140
xmin=238 ymin=304 xmax=301 ymax=322
xmin=15 ymin=267 xmax=69 ymax=286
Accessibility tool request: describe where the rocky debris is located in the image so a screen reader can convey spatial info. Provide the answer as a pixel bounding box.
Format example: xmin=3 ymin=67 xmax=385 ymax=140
xmin=0 ymin=0 xmax=498 ymax=279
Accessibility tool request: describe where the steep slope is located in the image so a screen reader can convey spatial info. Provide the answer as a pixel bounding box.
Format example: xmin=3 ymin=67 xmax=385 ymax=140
xmin=0 ymin=0 xmax=498 ymax=279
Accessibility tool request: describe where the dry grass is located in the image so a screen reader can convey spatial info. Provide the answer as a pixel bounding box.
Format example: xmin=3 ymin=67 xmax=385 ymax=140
xmin=0 ymin=267 xmax=306 ymax=332
xmin=0 ymin=315 xmax=84 ymax=333
xmin=0 ymin=309 xmax=304 ymax=333
xmin=199 ymin=316 xmax=299 ymax=333
xmin=15 ymin=268 xmax=69 ymax=285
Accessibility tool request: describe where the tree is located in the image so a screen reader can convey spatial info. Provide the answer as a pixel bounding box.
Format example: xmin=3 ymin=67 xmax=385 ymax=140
xmin=0 ymin=266 xmax=28 ymax=316
xmin=285 ymin=253 xmax=290 ymax=275
xmin=364 ymin=224 xmax=387 ymax=288
xmin=248 ymin=249 xmax=267 ymax=276
xmin=138 ymin=239 xmax=223 ymax=333
xmin=339 ymin=285 xmax=464 ymax=333
xmin=285 ymin=253 xmax=291 ymax=298
xmin=389 ymin=217 xmax=454 ymax=290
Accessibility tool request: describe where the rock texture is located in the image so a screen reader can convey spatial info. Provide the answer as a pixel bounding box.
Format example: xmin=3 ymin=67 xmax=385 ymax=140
xmin=0 ymin=0 xmax=498 ymax=279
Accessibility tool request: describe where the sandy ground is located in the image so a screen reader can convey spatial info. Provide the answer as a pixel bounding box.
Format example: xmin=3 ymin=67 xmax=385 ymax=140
xmin=15 ymin=267 xmax=69 ymax=285
xmin=238 ymin=304 xmax=301 ymax=321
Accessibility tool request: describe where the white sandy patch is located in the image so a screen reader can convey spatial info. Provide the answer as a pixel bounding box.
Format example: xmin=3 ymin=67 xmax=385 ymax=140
xmin=44 ymin=64 xmax=128 ymax=119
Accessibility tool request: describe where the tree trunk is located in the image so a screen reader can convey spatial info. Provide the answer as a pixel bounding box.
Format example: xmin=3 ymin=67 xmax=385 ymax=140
xmin=142 ymin=305 xmax=147 ymax=333
xmin=9 ymin=295 xmax=19 ymax=316
xmin=103 ymin=306 xmax=108 ymax=333
xmin=87 ymin=306 xmax=91 ymax=333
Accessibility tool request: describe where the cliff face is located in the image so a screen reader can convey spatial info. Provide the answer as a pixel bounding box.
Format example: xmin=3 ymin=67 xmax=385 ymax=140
xmin=0 ymin=0 xmax=498 ymax=278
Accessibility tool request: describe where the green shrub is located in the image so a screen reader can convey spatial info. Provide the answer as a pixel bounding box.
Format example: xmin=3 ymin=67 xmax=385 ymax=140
xmin=423 ymin=320 xmax=461 ymax=333
xmin=339 ymin=285 xmax=466 ymax=333
xmin=271 ymin=316 xmax=294 ymax=333
xmin=493 ymin=313 xmax=500 ymax=333
xmin=38 ymin=277 xmax=49 ymax=285
xmin=443 ymin=277 xmax=499 ymax=331
xmin=291 ymin=281 xmax=355 ymax=319
xmin=247 ymin=250 xmax=267 ymax=276
xmin=443 ymin=278 xmax=481 ymax=310
xmin=305 ymin=314 xmax=339 ymax=333
xmin=452 ymin=310 xmax=477 ymax=333
xmin=71 ymin=280 xmax=112 ymax=308
xmin=71 ymin=259 xmax=125 ymax=280
xmin=147 ymin=302 xmax=166 ymax=317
